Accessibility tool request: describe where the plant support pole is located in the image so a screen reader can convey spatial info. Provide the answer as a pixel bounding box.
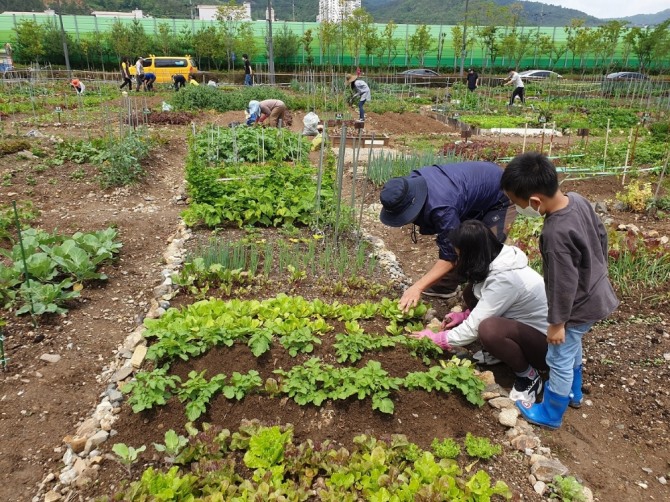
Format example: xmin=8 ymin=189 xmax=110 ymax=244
xmin=358 ymin=133 xmax=376 ymax=234
xmin=651 ymin=147 xmax=670 ymax=214
xmin=12 ymin=201 xmax=37 ymax=328
xmin=603 ymin=118 xmax=610 ymax=168
xmin=0 ymin=331 xmax=6 ymax=370
xmin=334 ymin=125 xmax=347 ymax=242
xmin=622 ymin=128 xmax=633 ymax=186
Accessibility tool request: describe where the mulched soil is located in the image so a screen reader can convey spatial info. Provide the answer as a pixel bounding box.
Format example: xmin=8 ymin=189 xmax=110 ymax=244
xmin=0 ymin=98 xmax=669 ymax=502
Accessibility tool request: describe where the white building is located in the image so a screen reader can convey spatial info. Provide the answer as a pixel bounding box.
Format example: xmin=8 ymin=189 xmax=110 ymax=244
xmin=317 ymin=0 xmax=361 ymax=22
xmin=1 ymin=10 xmax=55 ymax=16
xmin=91 ymin=9 xmax=144 ymax=19
xmin=266 ymin=6 xmax=276 ymax=21
xmin=197 ymin=3 xmax=251 ymax=21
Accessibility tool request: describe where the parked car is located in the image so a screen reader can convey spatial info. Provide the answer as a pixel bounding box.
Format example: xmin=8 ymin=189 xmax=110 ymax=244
xmin=602 ymin=71 xmax=650 ymax=95
xmin=129 ymin=55 xmax=198 ymax=84
xmin=518 ymin=70 xmax=562 ymax=80
xmin=605 ymin=71 xmax=648 ymax=81
xmin=399 ymin=69 xmax=440 ymax=76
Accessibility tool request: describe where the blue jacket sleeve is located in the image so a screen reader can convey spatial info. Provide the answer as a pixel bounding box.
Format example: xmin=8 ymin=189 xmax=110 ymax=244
xmin=431 ymin=206 xmax=460 ymax=262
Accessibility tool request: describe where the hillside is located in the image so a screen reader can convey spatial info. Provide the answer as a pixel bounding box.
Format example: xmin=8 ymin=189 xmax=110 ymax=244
xmin=5 ymin=0 xmax=666 ymax=26
xmin=612 ymin=8 xmax=670 ymax=26
xmin=366 ymin=0 xmax=600 ymax=26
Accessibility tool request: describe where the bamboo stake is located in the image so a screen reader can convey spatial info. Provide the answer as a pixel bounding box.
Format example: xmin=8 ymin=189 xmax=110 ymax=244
xmin=650 ymin=147 xmax=670 ymax=216
xmin=621 ymin=128 xmax=633 ymax=186
xmin=522 ymin=122 xmax=528 ymax=154
xmin=603 ymin=118 xmax=611 ymax=168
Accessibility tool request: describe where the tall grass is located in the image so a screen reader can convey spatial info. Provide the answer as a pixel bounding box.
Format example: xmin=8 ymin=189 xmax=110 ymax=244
xmin=366 ymin=150 xmax=458 ymax=185
xmin=187 ymin=236 xmax=379 ymax=282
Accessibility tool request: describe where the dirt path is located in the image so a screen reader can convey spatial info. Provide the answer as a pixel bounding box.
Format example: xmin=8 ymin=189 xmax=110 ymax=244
xmin=0 ymin=127 xmax=188 ymax=501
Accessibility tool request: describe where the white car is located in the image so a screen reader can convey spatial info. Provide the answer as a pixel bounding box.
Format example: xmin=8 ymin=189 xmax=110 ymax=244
xmin=518 ymin=70 xmax=562 ymax=80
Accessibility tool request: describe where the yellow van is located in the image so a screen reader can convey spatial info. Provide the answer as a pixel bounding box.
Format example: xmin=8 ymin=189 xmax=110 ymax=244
xmin=130 ymin=55 xmax=197 ymax=84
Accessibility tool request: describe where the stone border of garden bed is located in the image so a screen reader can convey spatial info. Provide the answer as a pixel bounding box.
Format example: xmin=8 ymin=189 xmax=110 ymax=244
xmin=34 ymin=212 xmax=593 ymax=501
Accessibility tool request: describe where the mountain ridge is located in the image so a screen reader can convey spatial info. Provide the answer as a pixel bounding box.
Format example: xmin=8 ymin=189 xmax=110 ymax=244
xmin=3 ymin=0 xmax=669 ymax=26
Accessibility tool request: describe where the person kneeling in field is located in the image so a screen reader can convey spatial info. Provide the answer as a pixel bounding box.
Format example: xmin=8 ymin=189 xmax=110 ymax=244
xmin=411 ymin=220 xmax=549 ymax=404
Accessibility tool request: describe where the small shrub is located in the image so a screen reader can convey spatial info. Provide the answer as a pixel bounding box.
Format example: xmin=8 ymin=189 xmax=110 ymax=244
xmin=431 ymin=437 xmax=461 ymax=459
xmin=97 ymin=129 xmax=152 ymax=188
xmin=464 ymin=432 xmax=501 ymax=459
xmin=547 ymin=475 xmax=587 ymax=501
xmin=615 ymin=181 xmax=653 ymax=212
xmin=0 ymin=139 xmax=31 ymax=156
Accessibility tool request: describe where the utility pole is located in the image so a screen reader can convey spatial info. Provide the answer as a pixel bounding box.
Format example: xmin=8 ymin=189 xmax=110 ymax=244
xmin=459 ymin=0 xmax=469 ymax=77
xmin=57 ymin=0 xmax=72 ymax=78
xmin=267 ymin=0 xmax=275 ymax=84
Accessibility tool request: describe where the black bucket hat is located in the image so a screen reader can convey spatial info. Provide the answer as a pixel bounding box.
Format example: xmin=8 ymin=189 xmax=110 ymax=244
xmin=379 ymin=176 xmax=428 ymax=227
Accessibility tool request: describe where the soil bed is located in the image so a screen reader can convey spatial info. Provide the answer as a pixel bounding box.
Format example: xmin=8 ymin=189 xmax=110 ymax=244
xmin=0 ymin=100 xmax=668 ymax=501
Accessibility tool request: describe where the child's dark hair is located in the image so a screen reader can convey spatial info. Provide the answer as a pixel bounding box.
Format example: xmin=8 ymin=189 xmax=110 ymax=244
xmin=449 ymin=220 xmax=503 ymax=283
xmin=242 ymin=53 xmax=248 ymax=59
xmin=500 ymin=152 xmax=559 ymax=199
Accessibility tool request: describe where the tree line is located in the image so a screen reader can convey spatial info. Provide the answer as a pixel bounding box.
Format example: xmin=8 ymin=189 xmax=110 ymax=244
xmin=9 ymin=5 xmax=670 ymax=74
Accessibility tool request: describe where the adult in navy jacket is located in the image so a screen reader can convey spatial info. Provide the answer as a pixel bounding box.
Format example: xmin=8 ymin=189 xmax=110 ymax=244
xmin=379 ymin=162 xmax=516 ymax=311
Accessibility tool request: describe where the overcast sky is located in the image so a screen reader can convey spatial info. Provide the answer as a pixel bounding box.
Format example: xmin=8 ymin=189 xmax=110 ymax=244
xmin=537 ymin=0 xmax=668 ymax=19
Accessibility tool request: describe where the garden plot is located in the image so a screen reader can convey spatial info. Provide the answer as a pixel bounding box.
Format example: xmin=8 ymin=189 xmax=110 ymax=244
xmin=1 ymin=82 xmax=670 ymax=501
xmin=94 ymin=125 xmax=527 ymax=500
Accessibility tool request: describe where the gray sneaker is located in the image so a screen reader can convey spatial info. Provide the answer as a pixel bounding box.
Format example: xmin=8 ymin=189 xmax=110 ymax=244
xmin=472 ymin=350 xmax=502 ymax=366
xmin=422 ymin=285 xmax=461 ymax=299
xmin=509 ymin=375 xmax=543 ymax=404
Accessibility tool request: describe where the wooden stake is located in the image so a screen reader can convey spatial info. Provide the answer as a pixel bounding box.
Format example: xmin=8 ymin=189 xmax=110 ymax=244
xmin=603 ymin=118 xmax=610 ymax=168
xmin=622 ymin=128 xmax=633 ymax=186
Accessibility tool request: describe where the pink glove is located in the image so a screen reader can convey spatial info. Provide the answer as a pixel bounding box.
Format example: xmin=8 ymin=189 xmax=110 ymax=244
xmin=442 ymin=309 xmax=470 ymax=329
xmin=410 ymin=329 xmax=452 ymax=351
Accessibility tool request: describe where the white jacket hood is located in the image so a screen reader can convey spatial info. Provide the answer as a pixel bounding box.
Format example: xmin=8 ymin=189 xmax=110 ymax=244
xmin=488 ymin=245 xmax=529 ymax=276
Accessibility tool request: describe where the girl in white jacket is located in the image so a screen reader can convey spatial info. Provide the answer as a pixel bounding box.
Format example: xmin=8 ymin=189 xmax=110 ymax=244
xmin=412 ymin=220 xmax=549 ymax=403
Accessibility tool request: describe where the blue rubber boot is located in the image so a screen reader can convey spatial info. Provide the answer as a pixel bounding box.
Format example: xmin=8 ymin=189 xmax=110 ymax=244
xmin=569 ymin=365 xmax=583 ymax=409
xmin=516 ymin=381 xmax=570 ymax=430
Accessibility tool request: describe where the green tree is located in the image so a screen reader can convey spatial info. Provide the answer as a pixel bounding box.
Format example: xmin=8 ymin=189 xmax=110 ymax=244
xmin=41 ymin=19 xmax=73 ymax=66
xmin=362 ymin=25 xmax=381 ymax=70
xmin=435 ymin=32 xmax=447 ymax=73
xmin=106 ymin=20 xmax=132 ymax=60
xmin=217 ymin=0 xmax=248 ymax=70
xmin=128 ymin=19 xmax=151 ymax=58
xmin=621 ymin=28 xmax=636 ymax=67
xmin=631 ymin=20 xmax=670 ymax=71
xmin=318 ymin=21 xmax=338 ymax=66
xmin=13 ymin=19 xmax=45 ymax=64
xmin=479 ymin=25 xmax=499 ymax=69
xmin=376 ymin=20 xmax=398 ymax=70
xmin=156 ymin=21 xmax=176 ymax=56
xmin=235 ymin=22 xmax=257 ymax=63
xmin=176 ymin=24 xmax=194 ymax=55
xmin=499 ymin=28 xmax=535 ymax=69
xmin=301 ymin=29 xmax=314 ymax=67
xmin=273 ymin=23 xmax=300 ymax=68
xmin=564 ymin=19 xmax=591 ymax=69
xmin=192 ymin=26 xmax=221 ymax=70
xmin=409 ymin=24 xmax=433 ymax=67
xmin=344 ymin=8 xmax=374 ymax=67
xmin=650 ymin=20 xmax=670 ymax=71
xmin=597 ymin=21 xmax=628 ymax=69
xmin=451 ymin=25 xmax=463 ymax=71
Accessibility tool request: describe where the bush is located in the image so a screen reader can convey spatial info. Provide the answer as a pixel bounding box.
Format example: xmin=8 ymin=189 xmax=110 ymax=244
xmin=615 ymin=181 xmax=653 ymax=212
xmin=97 ymin=129 xmax=153 ymax=188
xmin=171 ymin=85 xmax=290 ymax=113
